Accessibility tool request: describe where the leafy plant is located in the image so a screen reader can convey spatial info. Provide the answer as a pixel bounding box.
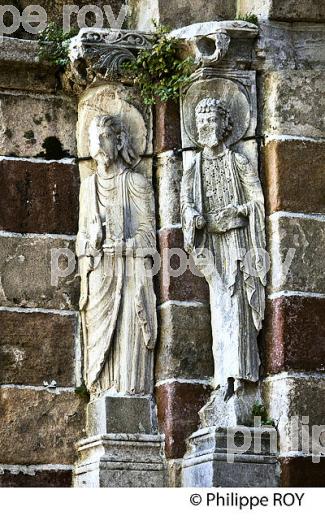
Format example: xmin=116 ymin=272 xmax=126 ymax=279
xmin=251 ymin=402 xmax=274 ymax=426
xmin=38 ymin=22 xmax=78 ymax=67
xmin=122 ymin=22 xmax=195 ymax=105
xmin=235 ymin=12 xmax=259 ymax=25
xmin=75 ymin=383 xmax=90 ymax=401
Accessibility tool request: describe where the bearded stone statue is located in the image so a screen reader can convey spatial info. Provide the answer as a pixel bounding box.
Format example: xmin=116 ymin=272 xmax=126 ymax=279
xmin=76 ymin=115 xmax=157 ymax=396
xmin=181 ymin=97 xmax=266 ymax=412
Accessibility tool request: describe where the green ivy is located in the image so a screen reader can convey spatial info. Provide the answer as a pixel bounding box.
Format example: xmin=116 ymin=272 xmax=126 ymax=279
xmin=251 ymin=402 xmax=274 ymax=426
xmin=38 ymin=22 xmax=78 ymax=67
xmin=235 ymin=12 xmax=259 ymax=25
xmin=122 ymin=22 xmax=195 ymax=105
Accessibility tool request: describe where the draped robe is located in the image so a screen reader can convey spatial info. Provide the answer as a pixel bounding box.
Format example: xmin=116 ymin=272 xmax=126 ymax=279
xmin=181 ymin=149 xmax=266 ymax=388
xmin=76 ymin=169 xmax=157 ymax=395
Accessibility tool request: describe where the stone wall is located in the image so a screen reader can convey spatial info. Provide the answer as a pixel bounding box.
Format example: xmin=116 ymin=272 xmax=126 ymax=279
xmin=0 ymin=0 xmax=325 ymax=487
xmin=0 ymin=38 xmax=86 ymax=487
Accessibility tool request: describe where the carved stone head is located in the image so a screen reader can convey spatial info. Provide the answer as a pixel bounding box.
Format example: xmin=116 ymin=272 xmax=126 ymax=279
xmin=195 ymin=98 xmax=232 ymax=148
xmin=89 ymin=115 xmax=137 ymax=166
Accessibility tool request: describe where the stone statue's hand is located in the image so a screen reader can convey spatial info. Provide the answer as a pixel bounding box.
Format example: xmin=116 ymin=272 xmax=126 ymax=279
xmin=89 ymin=215 xmax=102 ymax=250
xmin=195 ymin=215 xmax=206 ymax=230
xmin=218 ymin=205 xmax=239 ymax=220
xmin=103 ymin=239 xmax=126 ymax=256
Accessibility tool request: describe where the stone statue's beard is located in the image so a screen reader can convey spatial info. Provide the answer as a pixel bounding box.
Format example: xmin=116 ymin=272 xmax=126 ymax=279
xmin=197 ymin=126 xmax=222 ymax=148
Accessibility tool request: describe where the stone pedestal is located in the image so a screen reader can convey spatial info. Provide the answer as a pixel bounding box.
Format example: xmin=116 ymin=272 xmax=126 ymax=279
xmin=75 ymin=433 xmax=166 ymax=487
xmin=182 ymin=426 xmax=279 ymax=487
xmin=74 ymin=395 xmax=166 ymax=487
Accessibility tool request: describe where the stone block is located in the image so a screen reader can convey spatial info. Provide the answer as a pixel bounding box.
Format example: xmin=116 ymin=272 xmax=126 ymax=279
xmin=0 ymin=310 xmax=77 ymax=386
xmin=262 ymin=375 xmax=325 ymax=453
xmin=0 ymin=388 xmax=86 ymax=464
xmin=0 ymin=468 xmax=73 ymax=487
xmin=270 ymin=0 xmax=325 ymax=22
xmin=0 ymin=92 xmax=77 ymax=159
xmin=182 ymin=427 xmax=279 ymax=487
xmin=238 ymin=0 xmax=325 ymax=22
xmin=156 ymin=382 xmax=210 ymax=459
xmin=156 ymin=303 xmax=213 ymax=381
xmin=280 ymin=456 xmax=325 ymax=486
xmin=87 ymin=396 xmax=157 ymax=436
xmin=268 ymin=215 xmax=325 ymax=294
xmin=0 ymin=235 xmax=79 ymax=310
xmin=157 ymin=228 xmax=209 ymax=304
xmin=155 ymin=153 xmax=183 ymax=230
xmin=0 ymin=159 xmax=79 ymax=234
xmin=154 ymin=101 xmax=181 ymax=154
xmin=263 ymin=72 xmax=325 ymax=139
xmin=264 ymin=140 xmax=325 ymax=214
xmin=264 ymin=296 xmax=325 ymax=374
xmin=130 ymin=0 xmax=236 ymax=30
xmin=75 ymin=434 xmax=166 ymax=487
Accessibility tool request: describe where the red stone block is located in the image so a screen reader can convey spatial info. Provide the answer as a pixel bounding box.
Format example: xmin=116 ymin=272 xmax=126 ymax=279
xmin=280 ymin=457 xmax=325 ymax=486
xmin=154 ymin=101 xmax=181 ymax=154
xmin=0 ymin=469 xmax=72 ymax=487
xmin=156 ymin=381 xmax=210 ymax=459
xmin=264 ymin=296 xmax=325 ymax=374
xmin=0 ymin=159 xmax=79 ymax=234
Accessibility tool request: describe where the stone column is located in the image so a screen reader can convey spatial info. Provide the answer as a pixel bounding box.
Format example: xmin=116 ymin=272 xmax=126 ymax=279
xmin=67 ymin=29 xmax=166 ymax=488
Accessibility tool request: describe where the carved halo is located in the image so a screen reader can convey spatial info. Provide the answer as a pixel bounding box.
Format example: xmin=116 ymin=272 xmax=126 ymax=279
xmin=182 ymin=78 xmax=251 ymax=147
xmin=77 ymin=86 xmax=148 ymax=173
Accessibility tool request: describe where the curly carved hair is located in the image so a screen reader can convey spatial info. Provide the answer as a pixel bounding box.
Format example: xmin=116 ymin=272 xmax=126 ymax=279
xmin=195 ymin=97 xmax=233 ymax=139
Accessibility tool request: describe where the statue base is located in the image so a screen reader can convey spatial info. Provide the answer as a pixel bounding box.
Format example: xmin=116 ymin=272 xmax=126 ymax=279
xmin=182 ymin=426 xmax=279 ymax=487
xmin=74 ymin=433 xmax=166 ymax=487
xmin=199 ymin=385 xmax=260 ymax=428
xmin=74 ymin=395 xmax=166 ymax=487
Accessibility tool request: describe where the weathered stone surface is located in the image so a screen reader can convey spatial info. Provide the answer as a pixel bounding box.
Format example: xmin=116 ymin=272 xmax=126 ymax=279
xmin=182 ymin=427 xmax=279 ymax=487
xmin=0 ymin=63 xmax=57 ymax=93
xmin=154 ymin=101 xmax=181 ymax=154
xmin=130 ymin=0 xmax=236 ymax=30
xmin=264 ymin=140 xmax=325 ymax=214
xmin=87 ymin=396 xmax=157 ymax=436
xmin=263 ymin=72 xmax=325 ymax=138
xmin=280 ymin=457 xmax=325 ymax=487
xmin=238 ymin=0 xmax=325 ymax=22
xmin=0 ymin=92 xmax=77 ymax=158
xmin=0 ymin=310 xmax=77 ymax=386
xmin=157 ymin=228 xmax=209 ymax=304
xmin=270 ymin=0 xmax=325 ymax=22
xmin=17 ymin=1 xmax=125 ymax=36
xmin=264 ymin=296 xmax=325 ymax=374
xmin=155 ymin=153 xmax=182 ymax=230
xmin=0 ymin=469 xmax=73 ymax=487
xmin=0 ymin=388 xmax=86 ymax=464
xmin=156 ymin=303 xmax=213 ymax=381
xmin=156 ymin=382 xmax=210 ymax=459
xmin=75 ymin=433 xmax=166 ymax=487
xmin=0 ymin=159 xmax=79 ymax=234
xmin=262 ymin=375 xmax=325 ymax=453
xmin=269 ymin=215 xmax=325 ymax=294
xmin=0 ymin=236 xmax=79 ymax=310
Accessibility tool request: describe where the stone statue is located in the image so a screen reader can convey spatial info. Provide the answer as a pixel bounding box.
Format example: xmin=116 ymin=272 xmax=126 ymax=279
xmin=181 ymin=97 xmax=266 ymax=404
xmin=76 ymin=115 xmax=157 ymax=396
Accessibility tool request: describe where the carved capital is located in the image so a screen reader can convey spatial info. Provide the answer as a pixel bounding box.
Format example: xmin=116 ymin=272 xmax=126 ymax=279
xmin=170 ymin=20 xmax=259 ymax=69
xmin=64 ymin=28 xmax=153 ymax=94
